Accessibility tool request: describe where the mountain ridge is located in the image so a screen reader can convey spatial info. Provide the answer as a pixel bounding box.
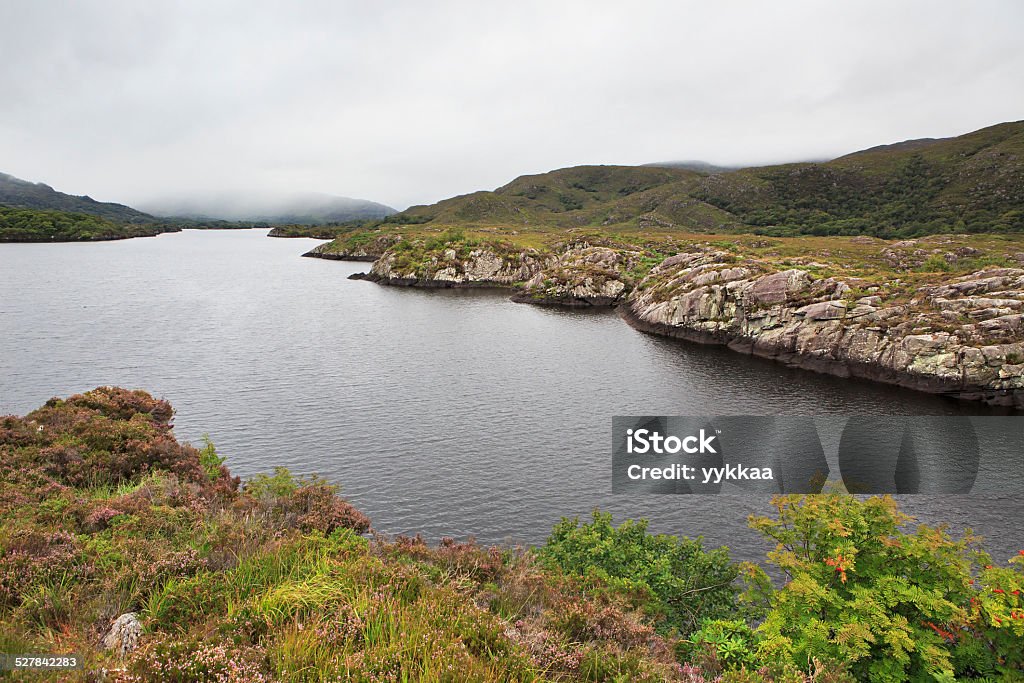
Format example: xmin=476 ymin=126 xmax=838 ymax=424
xmin=366 ymin=120 xmax=1024 ymax=239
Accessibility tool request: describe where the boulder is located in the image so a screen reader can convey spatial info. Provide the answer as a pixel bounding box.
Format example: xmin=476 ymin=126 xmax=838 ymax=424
xmin=101 ymin=612 xmax=142 ymax=657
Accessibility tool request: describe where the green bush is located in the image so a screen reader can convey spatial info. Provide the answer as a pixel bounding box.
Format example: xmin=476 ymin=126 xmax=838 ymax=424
xmin=748 ymin=493 xmax=1020 ymax=681
xmin=918 ymin=253 xmax=953 ymax=272
xmin=244 ymin=466 xmax=300 ymax=499
xmin=197 ymin=435 xmax=225 ymax=482
xmin=538 ymin=510 xmax=738 ymax=635
xmin=682 ymin=618 xmax=758 ymax=671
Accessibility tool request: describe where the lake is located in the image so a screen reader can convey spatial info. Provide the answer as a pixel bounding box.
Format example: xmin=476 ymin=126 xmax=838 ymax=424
xmin=1 ymin=229 xmax=1021 ymax=562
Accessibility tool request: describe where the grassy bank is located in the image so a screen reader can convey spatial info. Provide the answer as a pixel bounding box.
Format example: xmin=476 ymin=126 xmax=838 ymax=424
xmin=1 ymin=388 xmax=1022 ymax=681
xmin=322 ymin=223 xmax=1024 ymax=279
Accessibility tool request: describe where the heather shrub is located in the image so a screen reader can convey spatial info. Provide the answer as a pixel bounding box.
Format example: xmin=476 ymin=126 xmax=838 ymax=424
xmin=122 ymin=638 xmax=270 ymax=682
xmin=8 ymin=387 xmax=223 ymax=490
xmin=0 ymin=530 xmax=85 ymax=612
xmin=53 ymin=386 xmax=175 ymax=423
xmin=243 ymin=468 xmax=370 ymax=535
xmin=292 ymin=483 xmax=371 ymax=535
xmin=0 ymin=388 xmax=382 ymax=678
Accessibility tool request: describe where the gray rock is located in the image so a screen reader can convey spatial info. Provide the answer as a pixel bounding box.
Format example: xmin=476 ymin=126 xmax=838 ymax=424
xmin=795 ymin=301 xmax=847 ymax=320
xmin=101 ymin=612 xmax=142 ymax=657
xmin=625 ymin=258 xmax=1024 ymax=407
xmin=747 ymin=269 xmax=812 ymax=305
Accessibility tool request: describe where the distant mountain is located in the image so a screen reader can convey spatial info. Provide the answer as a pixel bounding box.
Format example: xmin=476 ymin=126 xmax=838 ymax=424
xmin=641 ymin=160 xmax=740 ymax=174
xmin=0 ymin=172 xmax=155 ymax=223
xmin=0 ymin=171 xmax=397 ymax=241
xmin=139 ymin=191 xmax=396 ymax=225
xmin=372 ymin=120 xmax=1024 ymax=238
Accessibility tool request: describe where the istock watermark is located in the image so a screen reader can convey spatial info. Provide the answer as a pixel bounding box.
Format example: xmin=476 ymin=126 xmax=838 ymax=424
xmin=611 ymin=416 xmax=1024 ymax=495
xmin=625 ymin=427 xmax=718 ymax=454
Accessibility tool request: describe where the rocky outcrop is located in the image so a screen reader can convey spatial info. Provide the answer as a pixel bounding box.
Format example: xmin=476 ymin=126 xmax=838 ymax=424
xmin=355 ymin=239 xmax=645 ymax=304
xmin=302 ymin=234 xmax=401 ymax=262
xmin=359 ymin=245 xmax=549 ymax=288
xmin=624 ymin=253 xmax=1024 ymax=407
xmin=511 ymin=244 xmax=641 ymax=306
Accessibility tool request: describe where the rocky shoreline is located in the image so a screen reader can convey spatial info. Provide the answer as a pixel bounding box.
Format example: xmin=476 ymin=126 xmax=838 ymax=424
xmin=328 ymin=238 xmax=1024 ymax=409
xmin=301 ymin=234 xmax=401 ymax=262
xmin=307 ymin=250 xmax=378 ymax=262
xmin=624 ymin=252 xmax=1024 ymax=408
xmin=617 ymin=297 xmax=1022 ymax=408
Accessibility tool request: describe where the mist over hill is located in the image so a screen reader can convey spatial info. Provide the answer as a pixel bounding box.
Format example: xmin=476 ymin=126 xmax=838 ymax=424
xmin=138 ymin=191 xmax=396 ymax=225
xmin=641 ymin=160 xmax=741 ymax=174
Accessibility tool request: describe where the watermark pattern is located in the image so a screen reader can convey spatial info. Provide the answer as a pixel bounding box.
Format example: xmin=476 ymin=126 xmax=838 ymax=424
xmin=612 ymin=416 xmax=1023 ymax=494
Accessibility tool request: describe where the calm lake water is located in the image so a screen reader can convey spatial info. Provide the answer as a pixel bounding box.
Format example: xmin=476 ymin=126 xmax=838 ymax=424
xmin=1 ymin=229 xmax=1021 ymax=561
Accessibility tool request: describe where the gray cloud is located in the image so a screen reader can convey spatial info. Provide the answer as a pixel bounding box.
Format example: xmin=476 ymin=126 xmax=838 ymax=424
xmin=1 ymin=0 xmax=1022 ymax=211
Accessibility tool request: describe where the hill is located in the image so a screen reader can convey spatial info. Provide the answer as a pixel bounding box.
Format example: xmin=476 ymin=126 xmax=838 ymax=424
xmin=354 ymin=121 xmax=1024 ymax=239
xmin=139 ymin=191 xmax=396 ymax=225
xmin=696 ymin=120 xmax=1024 ymax=237
xmin=0 ymin=172 xmax=155 ymax=223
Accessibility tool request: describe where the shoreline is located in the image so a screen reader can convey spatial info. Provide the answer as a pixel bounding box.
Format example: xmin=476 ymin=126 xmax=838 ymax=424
xmin=333 ymin=245 xmax=1024 ymax=411
xmin=615 ymin=301 xmax=1022 ymax=410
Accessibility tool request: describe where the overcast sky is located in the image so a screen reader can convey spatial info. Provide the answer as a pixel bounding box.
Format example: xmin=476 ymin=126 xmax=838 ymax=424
xmin=1 ymin=1 xmax=1022 ymax=211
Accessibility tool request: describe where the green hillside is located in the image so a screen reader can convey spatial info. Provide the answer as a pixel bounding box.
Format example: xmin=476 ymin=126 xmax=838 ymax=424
xmin=359 ymin=121 xmax=1024 ymax=239
xmin=697 ymin=121 xmax=1024 ymax=237
xmin=0 ymin=172 xmax=155 ymax=223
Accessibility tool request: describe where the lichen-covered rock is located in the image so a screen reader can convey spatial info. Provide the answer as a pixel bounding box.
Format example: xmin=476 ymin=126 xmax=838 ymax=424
xmin=748 ymin=269 xmax=813 ymax=305
xmin=513 ymin=245 xmax=640 ymax=306
xmin=101 ymin=612 xmax=142 ymax=657
xmin=361 ymin=242 xmax=548 ymax=287
xmin=625 ymin=255 xmax=1024 ymax=407
xmin=361 ymin=238 xmax=642 ymax=305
